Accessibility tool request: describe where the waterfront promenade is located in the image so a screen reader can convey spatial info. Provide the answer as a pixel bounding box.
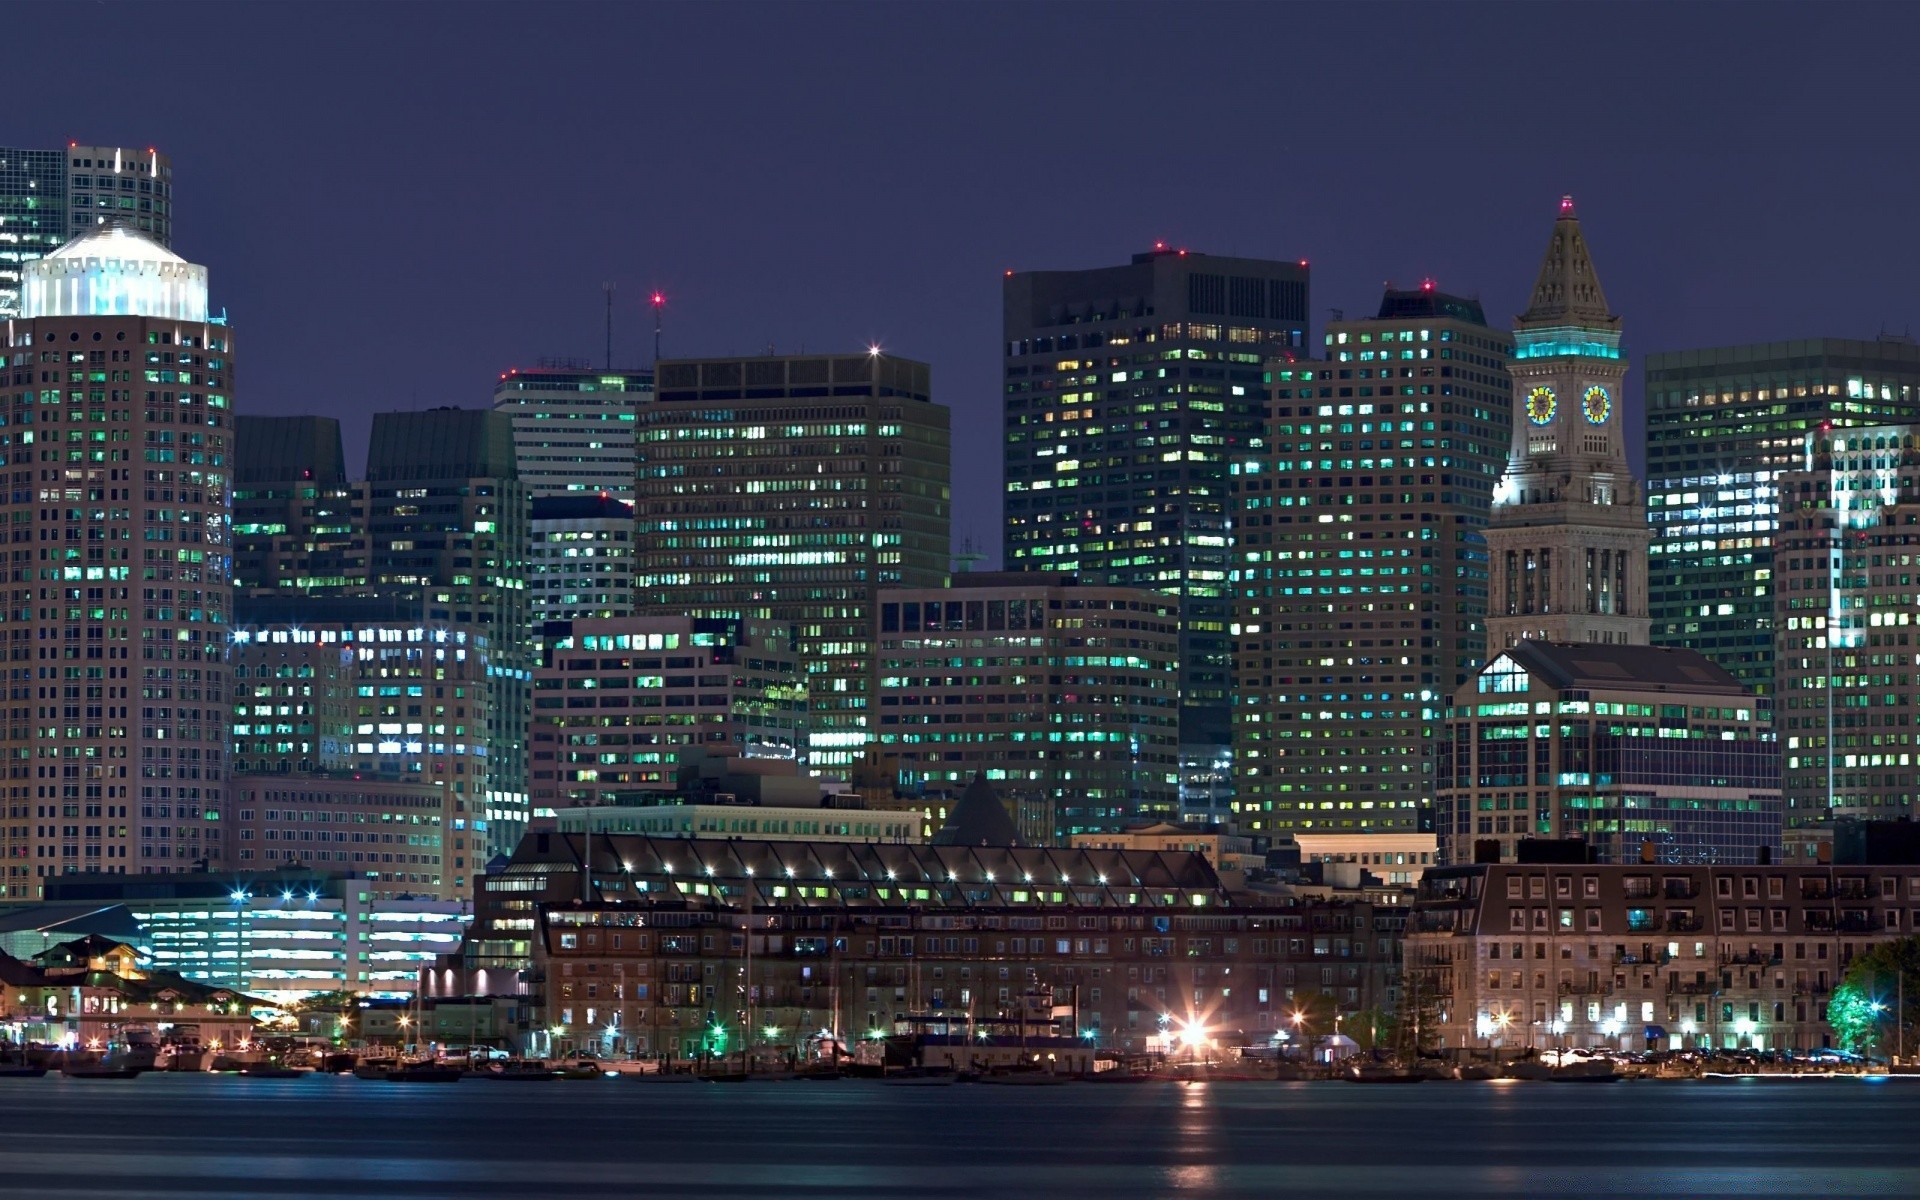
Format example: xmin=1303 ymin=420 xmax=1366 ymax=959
xmin=0 ymin=1074 xmax=1914 ymax=1199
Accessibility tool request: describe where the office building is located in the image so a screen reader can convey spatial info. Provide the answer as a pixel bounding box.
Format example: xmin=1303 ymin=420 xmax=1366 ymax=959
xmin=556 ymin=797 xmax=920 ymax=844
xmin=232 ymin=415 xmax=368 ymax=594
xmin=529 ymin=494 xmax=634 ymax=625
xmin=45 ymin=869 xmax=468 ymax=1004
xmin=873 ymin=573 xmax=1180 ymax=837
xmin=0 ymin=226 xmax=232 ymax=900
xmin=1441 ymin=200 xmax=1774 ymax=865
xmin=0 ymin=144 xmax=172 ymax=318
xmin=1004 ymin=247 xmax=1308 ymax=771
xmin=365 ymin=408 xmax=531 ymax=854
xmin=231 ymin=596 xmax=493 ymax=896
xmin=1408 ymin=860 xmax=1920 ymax=1055
xmin=492 ymin=365 xmax=652 ymax=500
xmin=226 ymin=775 xmax=457 ymax=901
xmin=1775 ymin=425 xmax=1920 ymax=856
xmin=1645 ymin=337 xmax=1920 ymax=695
xmin=1232 ymin=285 xmax=1511 ymax=839
xmin=1437 ymin=639 xmax=1780 ymax=865
xmin=635 ymin=352 xmax=950 ymax=775
xmin=528 ymin=616 xmax=806 ymax=812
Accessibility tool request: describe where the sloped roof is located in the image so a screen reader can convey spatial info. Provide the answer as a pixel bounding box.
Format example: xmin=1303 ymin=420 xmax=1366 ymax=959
xmin=45 ymin=225 xmax=185 ymax=265
xmin=1502 ymin=640 xmax=1747 ymax=696
xmin=1517 ymin=196 xmax=1618 ymax=331
xmin=932 ymin=772 xmax=1021 ymax=847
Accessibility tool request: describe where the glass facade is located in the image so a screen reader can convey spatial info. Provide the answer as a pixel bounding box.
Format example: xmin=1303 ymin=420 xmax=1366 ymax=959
xmin=1231 ymin=292 xmax=1510 ymax=837
xmin=1003 ymin=249 xmax=1308 ymax=764
xmin=1645 ymin=338 xmax=1920 ymax=694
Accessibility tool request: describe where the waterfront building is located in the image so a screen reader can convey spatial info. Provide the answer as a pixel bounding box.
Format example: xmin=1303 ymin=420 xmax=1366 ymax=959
xmin=232 ymin=415 xmax=368 ymax=594
xmin=1004 ymin=247 xmax=1309 ymax=776
xmin=1775 ymin=425 xmax=1920 ymax=857
xmin=44 ymin=870 xmax=468 ymax=1005
xmin=492 ymin=365 xmax=652 ymax=501
xmin=456 ymin=831 xmax=1400 ymax=1060
xmin=1233 ymin=285 xmax=1511 ymax=839
xmin=529 ymin=494 xmax=634 ymax=625
xmin=528 ymin=617 xmax=806 ymax=812
xmin=1645 ymin=337 xmax=1920 ymax=695
xmin=1070 ymin=822 xmax=1263 ymax=890
xmin=1406 ymin=859 xmax=1920 ymax=1055
xmin=231 ymin=595 xmax=494 ymax=896
xmin=0 ymin=934 xmax=253 ymax=1050
xmin=1438 ymin=640 xmax=1780 ymax=865
xmin=1284 ymin=831 xmax=1440 ymax=887
xmin=635 ymin=352 xmax=950 ymax=776
xmin=0 ymin=144 xmax=172 ymax=318
xmin=874 ymin=573 xmax=1180 ymax=837
xmin=227 ymin=774 xmax=458 ymax=902
xmin=0 ymin=226 xmax=233 ymax=900
xmin=556 ymin=798 xmax=920 ymax=844
xmin=365 ymin=408 xmax=531 ymax=854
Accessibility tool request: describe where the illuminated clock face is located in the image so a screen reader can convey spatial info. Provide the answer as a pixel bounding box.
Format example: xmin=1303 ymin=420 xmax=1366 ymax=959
xmin=1525 ymin=386 xmax=1557 ymax=426
xmin=1583 ymin=385 xmax=1612 ymax=425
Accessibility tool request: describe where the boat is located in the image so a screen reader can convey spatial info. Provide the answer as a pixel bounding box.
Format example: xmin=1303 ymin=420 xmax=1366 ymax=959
xmin=1500 ymin=1060 xmax=1553 ymax=1081
xmin=385 ymin=1061 xmax=463 ymax=1083
xmin=977 ymin=1068 xmax=1066 ymax=1086
xmin=61 ymin=1062 xmax=144 ymax=1079
xmin=1346 ymin=1063 xmax=1424 ymax=1084
xmin=0 ymin=1062 xmax=47 ymax=1078
xmin=881 ymin=1067 xmax=956 ymax=1087
xmin=700 ymin=1070 xmax=751 ymax=1083
xmin=484 ymin=1060 xmax=558 ymax=1081
xmin=1549 ymin=1060 xmax=1620 ymax=1083
xmin=239 ymin=1063 xmax=308 ymax=1079
xmin=1453 ymin=1063 xmax=1501 ymax=1081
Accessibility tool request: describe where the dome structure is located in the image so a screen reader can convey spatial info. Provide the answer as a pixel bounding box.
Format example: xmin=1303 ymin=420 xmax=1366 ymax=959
xmin=22 ymin=225 xmax=207 ymax=321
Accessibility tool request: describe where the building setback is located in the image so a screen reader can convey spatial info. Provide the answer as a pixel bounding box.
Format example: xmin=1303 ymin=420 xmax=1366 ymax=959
xmin=1233 ymin=286 xmax=1511 ymax=839
xmin=528 ymin=616 xmax=806 ymax=812
xmin=1004 ymin=248 xmax=1309 ymax=780
xmin=492 ymin=365 xmax=652 ymax=501
xmin=1774 ymin=426 xmax=1920 ymax=856
xmin=1645 ymin=337 xmax=1920 ymax=696
xmin=0 ymin=144 xmax=173 ymax=318
xmin=0 ymin=227 xmax=232 ymax=900
xmin=634 ymin=353 xmax=950 ymax=777
xmin=874 ymin=573 xmax=1180 ymax=838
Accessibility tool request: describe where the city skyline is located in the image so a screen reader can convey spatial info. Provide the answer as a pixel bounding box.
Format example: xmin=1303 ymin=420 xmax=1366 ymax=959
xmin=8 ymin=4 xmax=1920 ymax=566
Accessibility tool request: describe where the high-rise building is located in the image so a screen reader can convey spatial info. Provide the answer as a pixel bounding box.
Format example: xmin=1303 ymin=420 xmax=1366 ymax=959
xmin=491 ymin=365 xmax=652 ymax=500
xmin=0 ymin=226 xmax=231 ymax=899
xmin=226 ymin=775 xmax=459 ymax=901
xmin=1645 ymin=337 xmax=1920 ymax=695
xmin=230 ymin=595 xmax=493 ymax=896
xmin=365 ymin=409 xmax=531 ymax=855
xmin=0 ymin=144 xmax=173 ymax=318
xmin=1484 ymin=198 xmax=1649 ymax=650
xmin=1232 ymin=285 xmax=1512 ymax=839
xmin=1440 ymin=200 xmax=1776 ymax=865
xmin=635 ymin=352 xmax=951 ymax=775
xmin=528 ymin=615 xmax=806 ymax=812
xmin=873 ymin=573 xmax=1181 ymax=839
xmin=529 ymin=494 xmax=634 ymax=626
xmin=232 ymin=415 xmax=368 ymax=594
xmin=1775 ymin=425 xmax=1920 ymax=857
xmin=1003 ymin=247 xmax=1309 ymax=774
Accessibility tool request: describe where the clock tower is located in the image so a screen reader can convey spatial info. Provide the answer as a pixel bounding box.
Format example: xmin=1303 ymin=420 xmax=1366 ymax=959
xmin=1485 ymin=197 xmax=1651 ymax=648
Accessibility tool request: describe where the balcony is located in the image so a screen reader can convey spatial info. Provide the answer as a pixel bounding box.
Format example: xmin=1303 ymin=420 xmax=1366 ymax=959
xmin=1666 ymin=913 xmax=1703 ymax=932
xmin=1801 ymin=882 xmax=1832 ymax=901
xmin=1837 ymin=912 xmax=1877 ymax=934
xmin=1667 ymin=979 xmax=1717 ymax=996
xmin=1662 ymin=880 xmax=1700 ymax=900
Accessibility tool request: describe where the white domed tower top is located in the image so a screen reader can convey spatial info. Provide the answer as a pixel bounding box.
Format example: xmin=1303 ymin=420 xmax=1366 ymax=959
xmin=21 ymin=225 xmax=207 ymax=321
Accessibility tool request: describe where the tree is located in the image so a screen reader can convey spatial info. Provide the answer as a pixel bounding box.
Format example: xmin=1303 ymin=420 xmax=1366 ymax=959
xmin=1831 ymin=935 xmax=1920 ymax=1057
xmin=1284 ymin=989 xmax=1340 ymax=1048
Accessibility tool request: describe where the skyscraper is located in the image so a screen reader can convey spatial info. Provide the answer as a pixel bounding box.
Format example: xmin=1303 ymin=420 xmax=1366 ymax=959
xmin=365 ymin=408 xmax=531 ymax=856
xmin=1775 ymin=425 xmax=1920 ymax=856
xmin=874 ymin=573 xmax=1181 ymax=838
xmin=1645 ymin=337 xmax=1920 ymax=695
xmin=1232 ymin=285 xmax=1511 ymax=838
xmin=529 ymin=494 xmax=634 ymax=626
xmin=1440 ymin=200 xmax=1778 ymax=865
xmin=634 ymin=352 xmax=950 ymax=775
xmin=232 ymin=415 xmax=368 ymax=595
xmin=0 ymin=226 xmax=231 ymax=899
xmin=1003 ymin=247 xmax=1309 ymax=786
xmin=0 ymin=144 xmax=173 ymax=318
xmin=1483 ymin=198 xmax=1649 ymax=650
xmin=491 ymin=365 xmax=652 ymax=500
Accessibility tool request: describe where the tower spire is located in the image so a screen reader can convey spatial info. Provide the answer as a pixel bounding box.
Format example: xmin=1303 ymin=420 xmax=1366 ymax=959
xmin=1518 ymin=195 xmax=1617 ymax=330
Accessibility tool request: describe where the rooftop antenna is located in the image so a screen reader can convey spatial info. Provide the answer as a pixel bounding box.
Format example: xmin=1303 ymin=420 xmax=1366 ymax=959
xmin=650 ymin=289 xmax=666 ymax=366
xmin=603 ymin=282 xmax=615 ymax=371
xmin=953 ymin=535 xmax=986 ymax=574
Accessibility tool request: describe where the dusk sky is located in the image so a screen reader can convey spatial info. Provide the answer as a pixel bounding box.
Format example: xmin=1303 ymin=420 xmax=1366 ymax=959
xmin=14 ymin=2 xmax=1920 ymax=563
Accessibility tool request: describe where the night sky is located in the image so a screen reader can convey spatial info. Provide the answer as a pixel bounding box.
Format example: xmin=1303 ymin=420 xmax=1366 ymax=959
xmin=14 ymin=2 xmax=1920 ymax=564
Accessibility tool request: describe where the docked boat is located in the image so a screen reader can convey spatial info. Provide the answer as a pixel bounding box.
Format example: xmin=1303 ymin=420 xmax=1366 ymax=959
xmin=1549 ymin=1060 xmax=1619 ymax=1083
xmin=239 ymin=1060 xmax=309 ymax=1079
xmin=61 ymin=1062 xmax=144 ymax=1079
xmin=1346 ymin=1063 xmax=1424 ymax=1084
xmin=485 ymin=1060 xmax=558 ymax=1081
xmin=978 ymin=1068 xmax=1066 ymax=1086
xmin=385 ymin=1061 xmax=463 ymax=1083
xmin=881 ymin=1067 xmax=956 ymax=1087
xmin=1501 ymin=1060 xmax=1553 ymax=1081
